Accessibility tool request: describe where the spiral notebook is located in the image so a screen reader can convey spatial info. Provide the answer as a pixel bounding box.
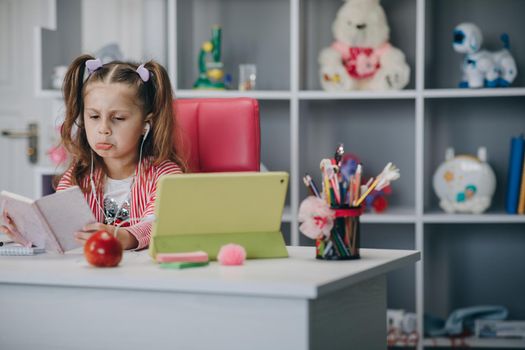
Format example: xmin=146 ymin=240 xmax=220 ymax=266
xmin=0 ymin=186 xmax=96 ymax=254
xmin=0 ymin=245 xmax=46 ymax=256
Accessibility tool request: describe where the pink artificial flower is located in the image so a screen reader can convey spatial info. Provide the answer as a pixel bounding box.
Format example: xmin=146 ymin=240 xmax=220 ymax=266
xmin=47 ymin=145 xmax=68 ymax=165
xmin=298 ymin=196 xmax=335 ymax=240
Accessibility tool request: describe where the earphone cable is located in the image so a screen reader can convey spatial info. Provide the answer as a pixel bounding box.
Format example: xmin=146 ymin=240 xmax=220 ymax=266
xmin=90 ymin=133 xmax=147 ymax=228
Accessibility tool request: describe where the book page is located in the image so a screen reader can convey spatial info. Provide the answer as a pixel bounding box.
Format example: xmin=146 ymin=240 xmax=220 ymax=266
xmin=0 ymin=192 xmax=48 ymax=248
xmin=35 ymin=186 xmax=96 ymax=252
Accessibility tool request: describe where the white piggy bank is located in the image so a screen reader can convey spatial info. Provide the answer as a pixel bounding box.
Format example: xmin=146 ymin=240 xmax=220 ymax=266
xmin=433 ymin=147 xmax=496 ymax=214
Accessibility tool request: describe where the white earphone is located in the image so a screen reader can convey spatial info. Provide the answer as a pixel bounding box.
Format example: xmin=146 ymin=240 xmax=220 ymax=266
xmin=89 ymin=121 xmax=151 ymax=227
xmin=90 ymin=150 xmax=110 ymax=223
xmin=143 ymin=122 xmax=151 ymax=140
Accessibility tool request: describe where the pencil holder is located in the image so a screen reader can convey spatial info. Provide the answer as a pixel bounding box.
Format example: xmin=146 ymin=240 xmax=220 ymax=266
xmin=316 ymin=207 xmax=362 ymax=260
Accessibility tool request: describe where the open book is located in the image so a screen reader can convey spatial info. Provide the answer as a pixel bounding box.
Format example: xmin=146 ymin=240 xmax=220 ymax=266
xmin=0 ymin=186 xmax=96 ymax=254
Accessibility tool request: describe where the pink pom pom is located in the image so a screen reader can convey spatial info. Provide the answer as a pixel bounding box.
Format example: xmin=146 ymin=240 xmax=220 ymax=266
xmin=217 ymin=244 xmax=246 ymax=266
xmin=47 ymin=145 xmax=68 ymax=165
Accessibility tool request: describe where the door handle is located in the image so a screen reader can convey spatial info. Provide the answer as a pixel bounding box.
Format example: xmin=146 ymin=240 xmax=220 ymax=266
xmin=1 ymin=123 xmax=38 ymax=163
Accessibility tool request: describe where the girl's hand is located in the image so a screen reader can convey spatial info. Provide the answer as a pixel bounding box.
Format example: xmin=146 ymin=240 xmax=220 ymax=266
xmin=75 ymin=222 xmax=138 ymax=250
xmin=0 ymin=210 xmax=32 ymax=247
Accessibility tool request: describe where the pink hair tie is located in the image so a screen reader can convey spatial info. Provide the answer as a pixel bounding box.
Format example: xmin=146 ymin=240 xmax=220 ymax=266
xmin=85 ymin=58 xmax=103 ymax=75
xmin=136 ymin=64 xmax=150 ymax=82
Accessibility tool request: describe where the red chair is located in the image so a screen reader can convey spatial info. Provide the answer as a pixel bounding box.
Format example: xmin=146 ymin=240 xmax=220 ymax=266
xmin=173 ymin=98 xmax=261 ymax=173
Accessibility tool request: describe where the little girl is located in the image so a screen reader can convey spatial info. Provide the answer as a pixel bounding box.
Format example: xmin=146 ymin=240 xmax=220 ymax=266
xmin=1 ymin=54 xmax=186 ymax=250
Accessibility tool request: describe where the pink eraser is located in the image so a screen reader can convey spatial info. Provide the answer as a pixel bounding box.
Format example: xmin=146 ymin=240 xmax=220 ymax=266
xmin=156 ymin=251 xmax=209 ymax=263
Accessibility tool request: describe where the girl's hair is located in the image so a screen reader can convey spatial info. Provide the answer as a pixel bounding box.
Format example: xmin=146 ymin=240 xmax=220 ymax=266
xmin=57 ymin=54 xmax=187 ymax=191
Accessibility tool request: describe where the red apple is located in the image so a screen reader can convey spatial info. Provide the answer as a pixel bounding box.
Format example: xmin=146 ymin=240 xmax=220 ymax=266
xmin=84 ymin=230 xmax=123 ymax=267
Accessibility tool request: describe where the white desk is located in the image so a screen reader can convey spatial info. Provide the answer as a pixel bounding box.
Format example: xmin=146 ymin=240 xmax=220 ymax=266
xmin=0 ymin=247 xmax=419 ymax=350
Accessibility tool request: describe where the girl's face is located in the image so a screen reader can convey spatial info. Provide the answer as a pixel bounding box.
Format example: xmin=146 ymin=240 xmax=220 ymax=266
xmin=83 ymin=82 xmax=146 ymax=166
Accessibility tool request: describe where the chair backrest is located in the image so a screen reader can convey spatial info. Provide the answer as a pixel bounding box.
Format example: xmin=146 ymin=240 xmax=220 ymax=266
xmin=173 ymin=98 xmax=260 ymax=173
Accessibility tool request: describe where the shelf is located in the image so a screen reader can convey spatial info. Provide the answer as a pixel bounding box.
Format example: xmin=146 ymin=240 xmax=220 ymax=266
xmin=423 ymin=336 xmax=525 ymax=348
xmin=175 ymin=90 xmax=291 ymax=100
xmin=391 ymin=336 xmax=525 ymax=348
xmin=423 ymin=211 xmax=525 ymax=224
xmin=286 ymin=207 xmax=416 ymax=224
xmin=424 ymin=88 xmax=525 ymax=99
xmin=361 ymin=207 xmax=416 ymax=224
xmin=299 ymin=90 xmax=417 ymax=100
xmin=389 ymin=341 xmax=417 ymax=348
xmin=40 ymin=87 xmax=525 ymax=101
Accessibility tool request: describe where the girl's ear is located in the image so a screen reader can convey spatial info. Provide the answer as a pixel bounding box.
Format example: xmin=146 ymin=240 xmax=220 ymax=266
xmin=142 ymin=113 xmax=154 ymax=139
xmin=143 ymin=123 xmax=151 ymax=140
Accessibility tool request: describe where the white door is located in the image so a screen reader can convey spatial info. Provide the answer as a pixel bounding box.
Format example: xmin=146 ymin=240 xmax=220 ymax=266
xmin=0 ymin=0 xmax=52 ymax=198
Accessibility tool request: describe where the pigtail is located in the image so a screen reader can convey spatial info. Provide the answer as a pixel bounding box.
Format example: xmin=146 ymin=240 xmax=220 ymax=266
xmin=58 ymin=54 xmax=95 ymax=190
xmin=144 ymin=61 xmax=188 ymax=172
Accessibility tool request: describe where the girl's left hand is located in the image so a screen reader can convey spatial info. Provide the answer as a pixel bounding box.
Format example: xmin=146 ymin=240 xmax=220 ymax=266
xmin=75 ymin=223 xmax=138 ymax=250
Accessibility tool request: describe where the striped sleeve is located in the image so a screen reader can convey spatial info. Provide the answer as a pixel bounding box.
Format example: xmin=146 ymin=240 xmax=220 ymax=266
xmin=56 ymin=167 xmax=75 ymax=191
xmin=126 ymin=160 xmax=183 ymax=250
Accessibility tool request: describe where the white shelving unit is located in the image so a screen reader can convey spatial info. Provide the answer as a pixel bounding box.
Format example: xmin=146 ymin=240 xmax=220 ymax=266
xmin=175 ymin=89 xmax=292 ymax=100
xmin=35 ymin=0 xmax=525 ymax=348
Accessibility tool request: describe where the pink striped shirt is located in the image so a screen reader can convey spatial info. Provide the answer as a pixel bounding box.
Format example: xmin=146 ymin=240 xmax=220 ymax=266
xmin=56 ymin=157 xmax=183 ymax=250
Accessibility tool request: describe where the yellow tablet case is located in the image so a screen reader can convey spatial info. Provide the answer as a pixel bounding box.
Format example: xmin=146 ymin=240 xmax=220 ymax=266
xmin=149 ymin=172 xmax=289 ymax=260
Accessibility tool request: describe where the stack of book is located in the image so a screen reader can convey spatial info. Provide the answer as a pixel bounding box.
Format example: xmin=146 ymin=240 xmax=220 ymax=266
xmin=476 ymin=319 xmax=525 ymax=339
xmin=506 ymin=135 xmax=525 ymax=214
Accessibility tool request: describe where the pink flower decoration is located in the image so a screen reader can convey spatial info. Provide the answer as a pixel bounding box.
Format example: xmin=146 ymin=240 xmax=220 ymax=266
xmin=298 ymin=196 xmax=335 ymax=240
xmin=217 ymin=244 xmax=247 ymax=266
xmin=47 ymin=145 xmax=68 ymax=165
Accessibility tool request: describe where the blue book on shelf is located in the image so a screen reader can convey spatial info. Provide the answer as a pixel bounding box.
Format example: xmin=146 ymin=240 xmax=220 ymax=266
xmin=506 ymin=135 xmax=525 ymax=213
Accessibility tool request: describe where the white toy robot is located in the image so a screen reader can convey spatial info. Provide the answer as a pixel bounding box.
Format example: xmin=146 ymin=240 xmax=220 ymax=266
xmin=433 ymin=147 xmax=496 ymax=214
xmin=453 ymin=23 xmax=517 ymax=88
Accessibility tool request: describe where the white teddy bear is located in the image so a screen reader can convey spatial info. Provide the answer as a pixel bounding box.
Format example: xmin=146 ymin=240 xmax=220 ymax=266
xmin=319 ymin=0 xmax=410 ymax=91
